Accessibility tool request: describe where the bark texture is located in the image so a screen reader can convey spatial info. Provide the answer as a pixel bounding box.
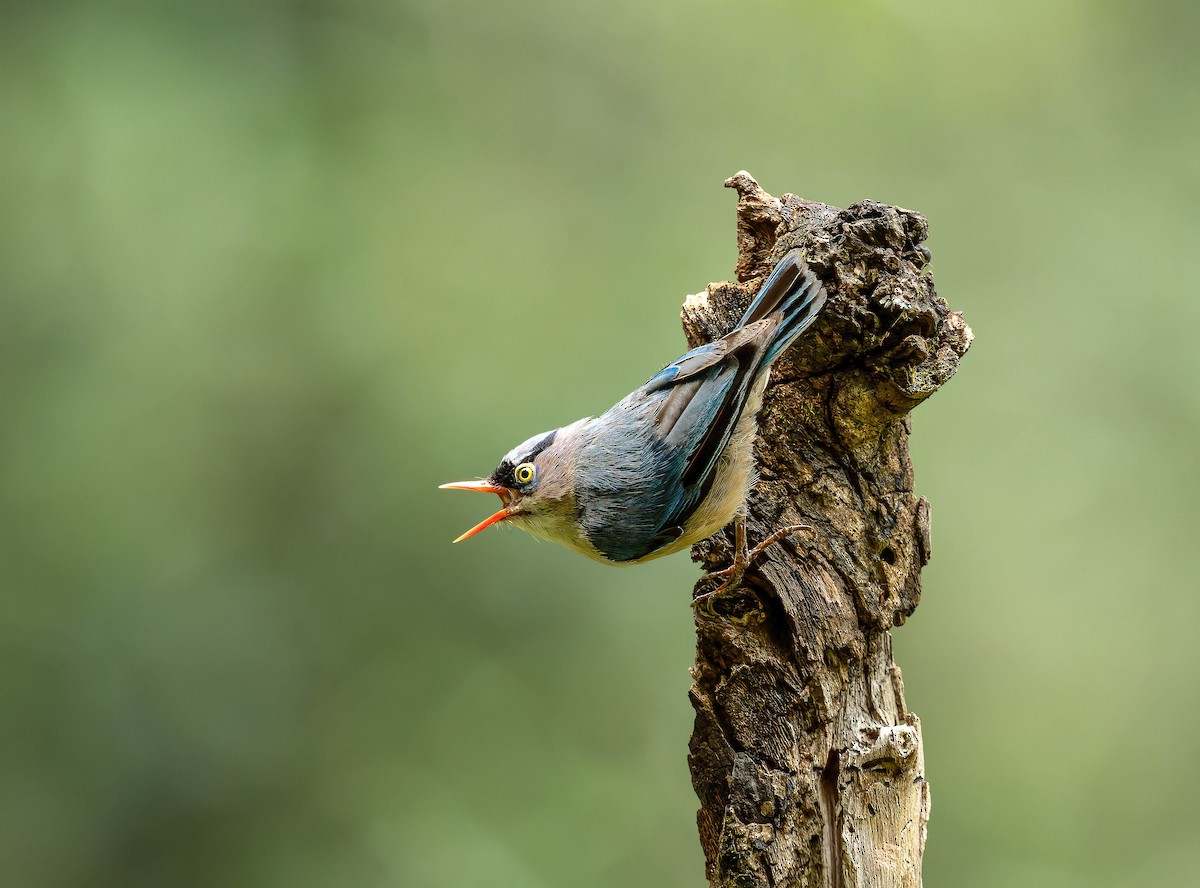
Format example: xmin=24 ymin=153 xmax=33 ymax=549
xmin=685 ymin=172 xmax=971 ymax=888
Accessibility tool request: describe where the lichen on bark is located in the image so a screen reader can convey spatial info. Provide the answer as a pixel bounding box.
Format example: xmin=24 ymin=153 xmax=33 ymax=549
xmin=685 ymin=172 xmax=971 ymax=888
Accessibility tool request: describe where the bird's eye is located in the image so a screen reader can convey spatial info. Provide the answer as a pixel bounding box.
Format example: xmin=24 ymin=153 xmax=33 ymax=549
xmin=514 ymin=462 xmax=536 ymax=485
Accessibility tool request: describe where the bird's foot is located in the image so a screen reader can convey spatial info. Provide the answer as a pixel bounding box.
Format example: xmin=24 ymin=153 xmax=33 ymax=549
xmin=692 ymin=521 xmax=814 ymax=609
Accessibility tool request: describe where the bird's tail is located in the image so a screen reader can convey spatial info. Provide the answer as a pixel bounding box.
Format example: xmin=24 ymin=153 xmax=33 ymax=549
xmin=736 ymin=249 xmax=827 ymax=367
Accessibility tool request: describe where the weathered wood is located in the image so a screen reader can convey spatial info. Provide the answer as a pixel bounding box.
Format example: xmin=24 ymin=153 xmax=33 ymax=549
xmin=685 ymin=172 xmax=971 ymax=888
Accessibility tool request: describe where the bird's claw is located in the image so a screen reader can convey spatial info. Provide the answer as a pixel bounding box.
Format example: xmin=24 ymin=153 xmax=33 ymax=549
xmin=692 ymin=522 xmax=814 ymax=610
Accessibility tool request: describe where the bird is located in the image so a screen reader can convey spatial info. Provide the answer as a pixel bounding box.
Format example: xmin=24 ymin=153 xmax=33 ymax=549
xmin=440 ymin=249 xmax=827 ymax=601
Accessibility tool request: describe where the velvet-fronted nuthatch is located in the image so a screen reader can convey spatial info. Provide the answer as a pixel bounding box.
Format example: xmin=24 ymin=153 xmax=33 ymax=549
xmin=441 ymin=250 xmax=826 ymax=597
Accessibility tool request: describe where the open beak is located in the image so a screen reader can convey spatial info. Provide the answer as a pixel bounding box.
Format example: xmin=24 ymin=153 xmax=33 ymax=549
xmin=438 ymin=480 xmax=516 ymax=543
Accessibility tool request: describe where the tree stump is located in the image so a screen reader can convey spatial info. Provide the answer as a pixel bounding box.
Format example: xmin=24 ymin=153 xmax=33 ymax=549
xmin=684 ymin=172 xmax=972 ymax=888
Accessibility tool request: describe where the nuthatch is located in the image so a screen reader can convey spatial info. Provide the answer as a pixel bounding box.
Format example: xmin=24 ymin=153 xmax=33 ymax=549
xmin=441 ymin=250 xmax=826 ymax=598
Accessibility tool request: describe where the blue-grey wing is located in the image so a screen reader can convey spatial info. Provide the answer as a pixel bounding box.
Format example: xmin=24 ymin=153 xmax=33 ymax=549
xmin=576 ymin=250 xmax=825 ymax=562
xmin=577 ymin=325 xmax=771 ymax=562
xmin=651 ymin=325 xmax=772 ymax=527
xmin=648 ymin=250 xmax=825 ymax=515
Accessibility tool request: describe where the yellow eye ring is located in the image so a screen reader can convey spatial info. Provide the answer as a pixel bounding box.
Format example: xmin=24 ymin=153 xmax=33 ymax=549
xmin=514 ymin=462 xmax=536 ymax=485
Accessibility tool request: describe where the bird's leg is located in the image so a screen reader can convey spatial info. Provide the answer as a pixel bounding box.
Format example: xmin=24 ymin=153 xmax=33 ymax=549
xmin=692 ymin=513 xmax=752 ymax=608
xmin=692 ymin=513 xmax=814 ymax=609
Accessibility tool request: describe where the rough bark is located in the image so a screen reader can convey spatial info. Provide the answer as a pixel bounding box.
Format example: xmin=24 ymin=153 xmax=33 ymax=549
xmin=685 ymin=172 xmax=971 ymax=888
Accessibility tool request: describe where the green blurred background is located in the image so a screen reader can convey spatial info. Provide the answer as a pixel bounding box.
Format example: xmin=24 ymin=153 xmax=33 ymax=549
xmin=3 ymin=1 xmax=1197 ymax=886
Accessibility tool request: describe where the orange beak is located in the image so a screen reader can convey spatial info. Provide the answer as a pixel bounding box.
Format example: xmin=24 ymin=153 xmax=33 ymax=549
xmin=438 ymin=479 xmax=516 ymax=543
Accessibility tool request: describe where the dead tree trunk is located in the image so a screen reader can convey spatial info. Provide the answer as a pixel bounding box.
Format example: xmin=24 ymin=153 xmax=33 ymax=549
xmin=684 ymin=172 xmax=972 ymax=888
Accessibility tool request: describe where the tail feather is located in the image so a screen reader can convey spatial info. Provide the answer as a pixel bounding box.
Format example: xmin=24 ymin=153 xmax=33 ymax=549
xmin=737 ymin=249 xmax=826 ymax=366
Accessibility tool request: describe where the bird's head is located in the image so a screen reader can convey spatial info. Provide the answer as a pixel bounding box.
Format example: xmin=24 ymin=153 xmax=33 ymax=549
xmin=440 ymin=424 xmax=580 ymax=544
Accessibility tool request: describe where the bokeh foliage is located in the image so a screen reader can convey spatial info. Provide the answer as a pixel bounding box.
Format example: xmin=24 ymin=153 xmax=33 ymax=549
xmin=2 ymin=1 xmax=1198 ymax=886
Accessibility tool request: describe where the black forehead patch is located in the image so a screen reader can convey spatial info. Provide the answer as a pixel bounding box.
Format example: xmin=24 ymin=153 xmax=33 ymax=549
xmin=489 ymin=429 xmax=558 ymax=487
xmin=490 ymin=461 xmax=517 ymax=489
